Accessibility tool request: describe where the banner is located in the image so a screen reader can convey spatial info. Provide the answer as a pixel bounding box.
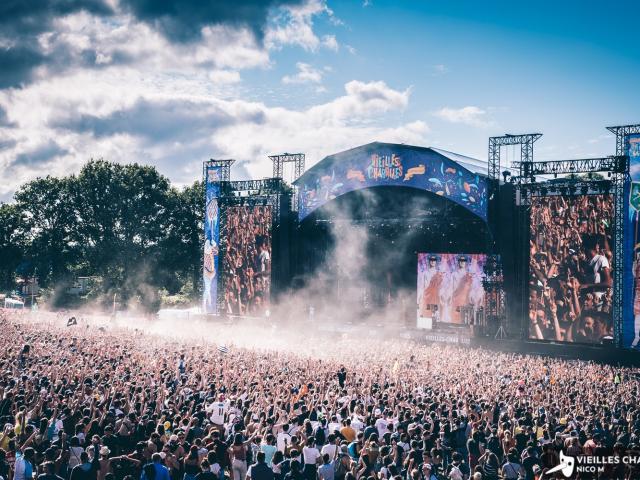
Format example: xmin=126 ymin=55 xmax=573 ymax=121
xmin=203 ymin=166 xmax=222 ymax=314
xmin=625 ymin=134 xmax=640 ymax=348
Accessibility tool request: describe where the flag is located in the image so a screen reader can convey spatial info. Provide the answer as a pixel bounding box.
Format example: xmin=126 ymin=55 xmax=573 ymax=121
xmin=217 ymin=345 xmax=228 ymax=354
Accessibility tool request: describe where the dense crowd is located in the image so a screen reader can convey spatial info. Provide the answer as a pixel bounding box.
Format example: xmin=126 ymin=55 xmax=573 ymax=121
xmin=222 ymin=207 xmax=272 ymax=316
xmin=1 ymin=310 xmax=639 ymax=480
xmin=529 ymin=195 xmax=614 ymax=343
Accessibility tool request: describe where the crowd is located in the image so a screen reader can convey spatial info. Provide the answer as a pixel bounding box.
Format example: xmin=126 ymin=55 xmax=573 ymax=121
xmin=222 ymin=207 xmax=272 ymax=317
xmin=1 ymin=309 xmax=639 ymax=480
xmin=529 ymin=195 xmax=614 ymax=343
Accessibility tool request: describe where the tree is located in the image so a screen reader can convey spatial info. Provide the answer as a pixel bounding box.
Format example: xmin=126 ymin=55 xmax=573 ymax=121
xmin=5 ymin=159 xmax=206 ymax=312
xmin=71 ymin=159 xmax=173 ymax=311
xmin=0 ymin=203 xmax=24 ymax=291
xmin=160 ymin=180 xmax=204 ymax=299
xmin=13 ymin=176 xmax=77 ymax=287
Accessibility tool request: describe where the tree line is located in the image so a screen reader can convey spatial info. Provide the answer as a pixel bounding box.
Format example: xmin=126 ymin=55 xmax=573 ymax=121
xmin=0 ymin=160 xmax=204 ymax=312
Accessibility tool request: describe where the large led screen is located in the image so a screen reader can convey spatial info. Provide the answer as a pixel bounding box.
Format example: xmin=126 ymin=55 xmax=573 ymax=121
xmin=417 ymin=253 xmax=487 ymax=327
xmin=529 ymin=194 xmax=614 ymax=343
xmin=221 ymin=206 xmax=272 ymax=316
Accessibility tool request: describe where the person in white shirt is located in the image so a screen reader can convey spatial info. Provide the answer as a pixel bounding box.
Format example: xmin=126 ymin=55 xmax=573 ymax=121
xmin=276 ymin=425 xmax=292 ymax=452
xmin=374 ymin=414 xmax=388 ymax=439
xmin=320 ymin=435 xmax=338 ymax=459
xmin=301 ymin=438 xmax=321 ymax=480
xmin=206 ymin=394 xmax=228 ymax=430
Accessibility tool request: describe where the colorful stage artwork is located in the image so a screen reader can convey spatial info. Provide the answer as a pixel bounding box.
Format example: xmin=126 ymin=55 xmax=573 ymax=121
xmin=203 ymin=166 xmax=222 ymax=314
xmin=624 ymin=134 xmax=640 ymax=348
xmin=296 ymin=143 xmax=488 ymax=222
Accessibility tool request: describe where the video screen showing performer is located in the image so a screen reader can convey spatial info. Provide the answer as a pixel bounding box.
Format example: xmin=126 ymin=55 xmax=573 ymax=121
xmin=417 ymin=253 xmax=486 ymax=327
xmin=222 ymin=205 xmax=272 ymax=316
xmin=529 ymin=194 xmax=614 ymax=343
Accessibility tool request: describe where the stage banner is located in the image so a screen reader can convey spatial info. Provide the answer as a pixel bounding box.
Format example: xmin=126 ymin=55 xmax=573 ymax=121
xmin=203 ymin=166 xmax=222 ymax=314
xmin=417 ymin=253 xmax=487 ymax=328
xmin=625 ymin=134 xmax=640 ymax=348
xmin=296 ymin=144 xmax=488 ymax=222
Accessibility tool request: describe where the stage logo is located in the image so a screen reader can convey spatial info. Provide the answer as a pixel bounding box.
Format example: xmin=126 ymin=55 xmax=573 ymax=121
xmin=367 ymin=153 xmax=403 ymax=180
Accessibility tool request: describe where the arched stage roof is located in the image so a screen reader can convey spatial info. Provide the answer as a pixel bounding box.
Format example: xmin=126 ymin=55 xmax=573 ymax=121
xmin=294 ymin=142 xmax=489 ymax=222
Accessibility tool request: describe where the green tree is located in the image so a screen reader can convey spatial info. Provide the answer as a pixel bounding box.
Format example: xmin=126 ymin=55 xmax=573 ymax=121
xmin=0 ymin=203 xmax=24 ymax=290
xmin=13 ymin=176 xmax=77 ymax=287
xmin=160 ymin=180 xmax=204 ymax=300
xmin=71 ymin=159 xmax=173 ymax=311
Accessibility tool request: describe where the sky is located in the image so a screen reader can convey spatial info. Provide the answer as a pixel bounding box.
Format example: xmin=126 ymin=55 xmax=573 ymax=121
xmin=0 ymin=0 xmax=639 ymax=200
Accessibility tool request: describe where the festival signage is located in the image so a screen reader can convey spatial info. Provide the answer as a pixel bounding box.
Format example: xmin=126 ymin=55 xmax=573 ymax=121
xmin=624 ymin=134 xmax=640 ymax=348
xmin=295 ymin=143 xmax=488 ymax=222
xmin=203 ymin=166 xmax=222 ymax=314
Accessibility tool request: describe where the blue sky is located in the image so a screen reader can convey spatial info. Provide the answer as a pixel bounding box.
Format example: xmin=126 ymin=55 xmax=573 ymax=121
xmin=0 ymin=0 xmax=638 ymax=199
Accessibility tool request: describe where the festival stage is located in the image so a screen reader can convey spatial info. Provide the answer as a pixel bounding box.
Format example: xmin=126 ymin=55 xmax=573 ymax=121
xmin=202 ymin=124 xmax=640 ymax=360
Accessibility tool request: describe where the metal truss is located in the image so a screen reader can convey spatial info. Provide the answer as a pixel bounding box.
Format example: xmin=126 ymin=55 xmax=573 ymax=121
xmin=518 ymin=156 xmax=626 ymax=177
xmin=218 ymin=178 xmax=288 ymax=218
xmin=219 ymin=194 xmax=280 ymax=208
xmin=487 ymin=135 xmax=542 ymax=340
xmin=269 ymin=153 xmax=305 ymax=212
xmin=482 ymin=254 xmax=506 ymax=330
xmin=219 ymin=178 xmax=285 ymax=195
xmin=204 ymin=159 xmax=235 ymax=181
xmin=520 ymin=179 xmax=612 ymax=196
xmin=488 ymin=133 xmax=542 ymax=180
xmin=606 ymin=124 xmax=638 ymax=347
xmin=607 ymin=124 xmax=640 ymax=157
xmin=612 ymin=171 xmax=626 ymax=346
xmin=269 ymin=153 xmax=305 ymax=180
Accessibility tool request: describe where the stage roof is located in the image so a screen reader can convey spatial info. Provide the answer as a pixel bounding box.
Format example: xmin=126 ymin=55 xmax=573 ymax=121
xmin=293 ymin=142 xmax=489 ymax=222
xmin=295 ymin=142 xmax=487 ymax=183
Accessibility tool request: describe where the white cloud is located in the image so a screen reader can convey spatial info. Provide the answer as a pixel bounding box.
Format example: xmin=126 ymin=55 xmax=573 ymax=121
xmin=209 ymin=70 xmax=241 ymax=84
xmin=433 ymin=106 xmax=493 ymax=128
xmin=0 ymin=78 xmax=420 ymax=197
xmin=265 ymin=0 xmax=338 ymax=52
xmin=282 ymin=62 xmax=323 ymax=84
xmin=321 ymin=34 xmax=339 ymax=51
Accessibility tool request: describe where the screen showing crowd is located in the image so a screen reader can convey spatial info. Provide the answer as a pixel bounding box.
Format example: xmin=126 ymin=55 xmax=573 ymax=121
xmin=222 ymin=205 xmax=272 ymax=316
xmin=529 ymin=194 xmax=614 ymax=343
xmin=417 ymin=253 xmax=487 ymax=327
